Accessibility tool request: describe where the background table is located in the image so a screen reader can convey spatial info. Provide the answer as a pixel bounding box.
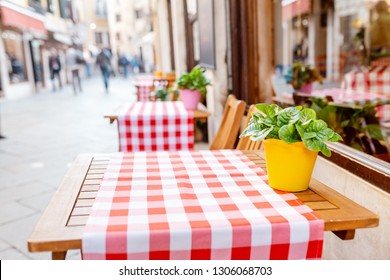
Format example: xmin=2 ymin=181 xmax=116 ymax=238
xmin=105 ymin=102 xmax=210 ymax=151
xmin=114 ymin=101 xmax=195 ymax=152
xmin=27 ymin=151 xmax=379 ymax=259
xmin=341 ymin=66 xmax=390 ymax=121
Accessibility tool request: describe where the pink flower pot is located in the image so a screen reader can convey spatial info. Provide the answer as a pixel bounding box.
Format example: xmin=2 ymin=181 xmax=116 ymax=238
xmin=180 ymin=89 xmax=200 ymax=110
xmin=299 ymin=83 xmax=313 ymax=94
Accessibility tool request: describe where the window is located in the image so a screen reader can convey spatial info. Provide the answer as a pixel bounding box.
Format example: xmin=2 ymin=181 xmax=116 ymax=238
xmin=95 ymin=32 xmax=103 ymax=45
xmin=116 ymin=33 xmax=121 ymax=41
xmin=2 ymin=31 xmax=27 ymax=84
xmin=135 ymin=9 xmax=143 ymax=19
xmin=116 ymin=14 xmax=121 ymax=22
xmin=272 ymin=0 xmax=390 ymax=168
xmin=47 ymin=0 xmax=54 ymax=13
xmin=28 ymin=0 xmax=45 ymax=14
xmin=96 ymin=0 xmax=107 ymax=17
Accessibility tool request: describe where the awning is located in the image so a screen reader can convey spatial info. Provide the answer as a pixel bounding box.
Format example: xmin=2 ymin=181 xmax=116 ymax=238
xmin=282 ymin=0 xmax=311 ymax=20
xmin=0 ymin=5 xmax=47 ymax=35
xmin=53 ymin=33 xmax=73 ymax=45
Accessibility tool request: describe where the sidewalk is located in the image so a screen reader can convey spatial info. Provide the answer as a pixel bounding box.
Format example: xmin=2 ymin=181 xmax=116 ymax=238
xmin=0 ymin=75 xmax=138 ymax=259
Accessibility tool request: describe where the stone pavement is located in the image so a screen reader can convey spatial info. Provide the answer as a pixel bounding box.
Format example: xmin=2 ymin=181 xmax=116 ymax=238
xmin=0 ymin=74 xmax=208 ymax=260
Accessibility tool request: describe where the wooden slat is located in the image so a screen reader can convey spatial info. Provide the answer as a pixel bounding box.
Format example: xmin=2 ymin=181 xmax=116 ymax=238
xmin=304 ymin=201 xmax=338 ymax=210
xmin=67 ymin=216 xmax=89 ymax=226
xmin=296 ymin=193 xmax=326 ymax=202
xmin=82 ymin=179 xmax=102 ymax=185
xmin=78 ymin=191 xmax=98 ymax=199
xmin=75 ymin=199 xmax=95 ymax=207
xmin=71 ymin=207 xmax=92 ymax=216
xmin=81 ymin=184 xmax=100 ymax=192
xmin=85 ymin=174 xmax=104 ymax=180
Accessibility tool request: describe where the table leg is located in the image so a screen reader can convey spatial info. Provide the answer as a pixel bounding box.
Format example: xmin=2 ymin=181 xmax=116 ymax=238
xmin=52 ymin=251 xmax=67 ymax=260
xmin=333 ymin=230 xmax=355 ymax=240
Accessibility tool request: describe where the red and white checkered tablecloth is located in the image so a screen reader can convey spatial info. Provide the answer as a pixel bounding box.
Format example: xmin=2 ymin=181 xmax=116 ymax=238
xmin=371 ymin=57 xmax=390 ymax=67
xmin=82 ymin=150 xmax=324 ymax=260
xmin=296 ymin=89 xmax=390 ymax=119
xmin=117 ymin=101 xmax=194 ymax=152
xmin=341 ymin=66 xmax=390 ymax=94
xmin=136 ymin=79 xmax=154 ymax=101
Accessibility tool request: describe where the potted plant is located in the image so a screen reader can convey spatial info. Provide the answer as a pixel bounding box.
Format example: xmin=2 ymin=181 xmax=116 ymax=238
xmin=240 ymin=103 xmax=342 ymax=192
xmin=177 ymin=65 xmax=211 ymax=110
xmin=153 ymin=87 xmax=169 ymax=101
xmin=284 ymin=61 xmax=323 ymax=94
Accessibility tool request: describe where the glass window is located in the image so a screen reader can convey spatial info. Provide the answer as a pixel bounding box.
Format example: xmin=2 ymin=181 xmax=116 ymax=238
xmin=47 ymin=0 xmax=54 ymax=13
xmin=96 ymin=0 xmax=107 ymax=17
xmin=273 ymin=0 xmax=390 ymax=164
xmin=95 ymin=32 xmax=103 ymax=45
xmin=2 ymin=31 xmax=27 ymax=84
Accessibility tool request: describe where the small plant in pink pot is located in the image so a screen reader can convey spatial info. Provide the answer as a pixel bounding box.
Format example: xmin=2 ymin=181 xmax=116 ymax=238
xmin=177 ymin=65 xmax=211 ymax=110
xmin=284 ymin=62 xmax=323 ymax=94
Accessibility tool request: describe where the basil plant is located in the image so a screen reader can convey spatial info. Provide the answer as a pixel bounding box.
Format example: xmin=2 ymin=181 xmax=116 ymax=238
xmin=240 ymin=103 xmax=342 ymax=157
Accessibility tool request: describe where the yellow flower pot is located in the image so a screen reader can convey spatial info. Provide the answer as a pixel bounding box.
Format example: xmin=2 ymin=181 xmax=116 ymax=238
xmin=263 ymin=139 xmax=318 ymax=192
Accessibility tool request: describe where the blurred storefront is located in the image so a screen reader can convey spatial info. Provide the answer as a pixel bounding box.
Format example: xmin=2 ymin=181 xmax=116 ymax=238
xmin=0 ymin=0 xmax=47 ymax=98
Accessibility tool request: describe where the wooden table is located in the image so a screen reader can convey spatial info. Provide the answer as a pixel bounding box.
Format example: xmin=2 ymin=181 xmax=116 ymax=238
xmin=104 ymin=102 xmax=210 ymax=124
xmin=27 ymin=151 xmax=379 ymax=260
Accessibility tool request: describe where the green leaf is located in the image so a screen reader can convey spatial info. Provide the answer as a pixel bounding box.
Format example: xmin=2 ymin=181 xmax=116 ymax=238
xmin=299 ymin=108 xmax=317 ymax=126
xmin=277 ymin=106 xmax=301 ymax=127
xmin=367 ymin=124 xmax=384 ymax=140
xmin=249 ymin=126 xmax=274 ymax=142
xmin=279 ymin=124 xmax=300 ymax=143
xmin=303 ymin=132 xmax=317 ymax=139
xmin=256 ymin=104 xmax=277 ymax=118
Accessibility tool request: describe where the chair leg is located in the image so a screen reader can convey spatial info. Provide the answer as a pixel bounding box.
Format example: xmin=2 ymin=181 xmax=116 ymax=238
xmin=52 ymin=251 xmax=67 ymax=260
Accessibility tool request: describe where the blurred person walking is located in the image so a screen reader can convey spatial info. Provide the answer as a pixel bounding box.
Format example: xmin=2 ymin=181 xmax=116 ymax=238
xmin=66 ymin=45 xmax=83 ymax=95
xmin=96 ymin=48 xmax=113 ymax=93
xmin=118 ymin=54 xmax=129 ymax=79
xmin=48 ymin=48 xmax=62 ymax=92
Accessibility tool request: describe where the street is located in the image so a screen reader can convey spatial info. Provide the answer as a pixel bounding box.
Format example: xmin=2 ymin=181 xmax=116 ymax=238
xmin=0 ymin=75 xmax=138 ymax=259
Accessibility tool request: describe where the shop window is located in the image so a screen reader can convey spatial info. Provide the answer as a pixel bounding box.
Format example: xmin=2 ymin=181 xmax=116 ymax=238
xmin=2 ymin=31 xmax=27 ymax=84
xmin=96 ymin=0 xmax=107 ymax=17
xmin=58 ymin=0 xmax=71 ymax=19
xmin=47 ymin=0 xmax=54 ymax=13
xmin=273 ymin=0 xmax=390 ymax=169
xmin=95 ymin=32 xmax=103 ymax=45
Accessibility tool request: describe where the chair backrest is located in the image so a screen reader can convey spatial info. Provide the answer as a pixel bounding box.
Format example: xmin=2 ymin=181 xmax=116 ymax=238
xmin=236 ymin=105 xmax=262 ymax=150
xmin=209 ymin=94 xmax=246 ymax=150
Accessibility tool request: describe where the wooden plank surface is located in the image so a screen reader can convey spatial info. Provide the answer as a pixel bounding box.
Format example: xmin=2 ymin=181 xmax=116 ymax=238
xmin=28 ymin=151 xmax=379 ymax=258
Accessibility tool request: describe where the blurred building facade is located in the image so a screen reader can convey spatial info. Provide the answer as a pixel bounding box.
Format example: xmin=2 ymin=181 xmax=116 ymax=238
xmin=0 ymin=0 xmax=112 ymax=98
xmin=107 ymin=0 xmax=154 ymax=73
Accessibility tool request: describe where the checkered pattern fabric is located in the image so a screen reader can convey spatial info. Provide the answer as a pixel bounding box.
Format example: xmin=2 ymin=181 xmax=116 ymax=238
xmin=117 ymin=101 xmax=194 ymax=152
xmin=82 ymin=150 xmax=324 ymax=260
xmin=312 ymin=88 xmax=389 ymax=107
xmin=371 ymin=57 xmax=390 ymax=67
xmin=136 ymin=79 xmax=154 ymax=101
xmin=341 ymin=66 xmax=390 ymax=95
xmin=341 ymin=67 xmax=390 ymax=121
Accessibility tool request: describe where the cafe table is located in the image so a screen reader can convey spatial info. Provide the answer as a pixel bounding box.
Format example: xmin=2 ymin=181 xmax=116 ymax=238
xmin=27 ymin=150 xmax=379 ymax=260
xmin=104 ymin=101 xmax=210 ymax=152
xmin=341 ymin=66 xmax=390 ymax=121
xmin=273 ymin=88 xmax=390 ymax=111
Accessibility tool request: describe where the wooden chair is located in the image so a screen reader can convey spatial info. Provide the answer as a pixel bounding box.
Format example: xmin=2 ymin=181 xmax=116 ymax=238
xmin=236 ymin=105 xmax=262 ymax=150
xmin=209 ymin=94 xmax=246 ymax=150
